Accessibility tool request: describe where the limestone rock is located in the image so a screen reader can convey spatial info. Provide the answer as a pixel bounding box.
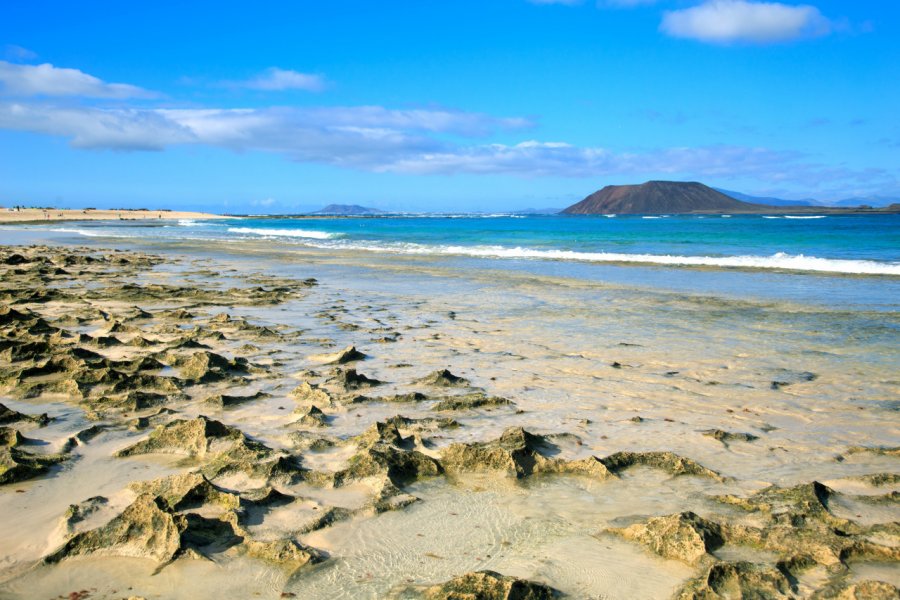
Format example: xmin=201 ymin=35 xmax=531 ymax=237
xmin=116 ymin=416 xmax=243 ymax=458
xmin=675 ymin=561 xmax=793 ymax=599
xmin=309 ymin=345 xmax=366 ymax=364
xmin=600 ymin=451 xmax=722 ymax=480
xmin=44 ymin=494 xmax=186 ymax=564
xmin=433 ymin=393 xmax=512 ymax=412
xmin=417 ymin=369 xmax=470 ymax=388
xmin=422 ymin=570 xmax=559 ymax=600
xmin=610 ymin=512 xmax=724 ymax=564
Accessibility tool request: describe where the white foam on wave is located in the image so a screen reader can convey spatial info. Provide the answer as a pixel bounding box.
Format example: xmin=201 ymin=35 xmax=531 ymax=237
xmin=227 ymin=227 xmax=337 ymax=240
xmin=177 ymin=219 xmax=198 ymax=226
xmin=49 ymin=228 xmax=104 ymax=238
xmin=302 ymin=240 xmax=900 ymax=276
xmin=784 ymin=215 xmax=826 ymax=219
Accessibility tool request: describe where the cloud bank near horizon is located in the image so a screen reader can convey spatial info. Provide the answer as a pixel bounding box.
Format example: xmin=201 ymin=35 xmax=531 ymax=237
xmin=0 ymin=59 xmax=894 ymax=200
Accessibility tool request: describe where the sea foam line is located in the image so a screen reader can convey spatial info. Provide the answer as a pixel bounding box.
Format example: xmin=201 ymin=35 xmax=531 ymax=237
xmin=227 ymin=227 xmax=337 ymax=240
xmin=303 ymin=241 xmax=900 ymax=275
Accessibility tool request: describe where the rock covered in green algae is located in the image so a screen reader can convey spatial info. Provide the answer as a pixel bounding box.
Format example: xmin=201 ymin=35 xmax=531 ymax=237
xmin=297 ymin=405 xmax=328 ymax=427
xmin=326 ymin=367 xmax=383 ymax=391
xmin=116 ymin=416 xmax=244 ymax=458
xmin=309 ymin=344 xmax=366 ymax=364
xmin=815 ymin=580 xmax=900 ymax=600
xmin=416 ymin=368 xmax=471 ymax=388
xmin=610 ymin=511 xmax=725 ymax=565
xmin=432 ymin=392 xmax=513 ymax=412
xmin=599 ymin=450 xmax=723 ymax=480
xmin=44 ymin=493 xmax=187 ymax=564
xmin=0 ymin=402 xmax=49 ymax=426
xmin=129 ymin=472 xmax=240 ymax=511
xmin=174 ymin=350 xmax=250 ymax=382
xmin=702 ymin=429 xmax=759 ymax=444
xmin=676 ymin=561 xmax=794 ymax=599
xmin=421 ymin=570 xmax=559 ymax=600
xmin=205 ymin=391 xmax=270 ymax=408
xmin=0 ymin=444 xmax=66 ymax=484
xmin=334 ymin=443 xmax=442 ymax=487
xmin=290 ymin=380 xmax=336 ymax=407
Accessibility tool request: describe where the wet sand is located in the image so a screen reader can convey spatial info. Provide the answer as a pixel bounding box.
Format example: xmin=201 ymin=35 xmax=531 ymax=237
xmin=0 ymin=240 xmax=897 ymax=600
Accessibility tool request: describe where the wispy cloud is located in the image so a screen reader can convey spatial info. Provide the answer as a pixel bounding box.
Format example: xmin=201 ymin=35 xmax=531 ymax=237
xmin=661 ymin=0 xmax=831 ymax=44
xmin=0 ymin=60 xmax=156 ymax=98
xmin=3 ymin=45 xmax=38 ymax=62
xmin=228 ymin=67 xmax=327 ymax=92
xmin=2 ymin=99 xmax=892 ymax=197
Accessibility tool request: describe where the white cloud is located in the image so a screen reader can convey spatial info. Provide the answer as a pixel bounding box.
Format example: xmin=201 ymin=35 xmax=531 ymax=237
xmin=3 ymin=99 xmax=885 ymax=194
xmin=232 ymin=67 xmax=326 ymax=92
xmin=0 ymin=60 xmax=155 ymax=98
xmin=661 ymin=0 xmax=831 ymax=44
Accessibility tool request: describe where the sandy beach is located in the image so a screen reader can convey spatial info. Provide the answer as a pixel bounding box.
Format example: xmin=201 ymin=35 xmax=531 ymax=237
xmin=0 ymin=228 xmax=897 ymax=600
xmin=0 ymin=208 xmax=230 ymax=224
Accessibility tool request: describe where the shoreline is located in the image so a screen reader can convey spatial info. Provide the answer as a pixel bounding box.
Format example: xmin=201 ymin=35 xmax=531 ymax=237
xmin=0 ymin=207 xmax=232 ymax=224
xmin=0 ymin=238 xmax=897 ymax=599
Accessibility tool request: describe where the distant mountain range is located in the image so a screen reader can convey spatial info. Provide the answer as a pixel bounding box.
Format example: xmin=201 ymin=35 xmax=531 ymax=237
xmin=712 ymin=188 xmax=815 ymax=207
xmin=714 ymin=188 xmax=899 ymax=208
xmin=561 ymin=181 xmax=900 ymax=215
xmin=313 ymin=204 xmax=385 ymax=215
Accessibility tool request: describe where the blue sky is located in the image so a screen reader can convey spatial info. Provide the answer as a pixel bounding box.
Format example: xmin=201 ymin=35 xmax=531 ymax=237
xmin=1 ymin=0 xmax=897 ymax=212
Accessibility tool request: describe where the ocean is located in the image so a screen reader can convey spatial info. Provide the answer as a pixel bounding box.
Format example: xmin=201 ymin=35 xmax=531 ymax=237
xmin=10 ymin=212 xmax=899 ymax=309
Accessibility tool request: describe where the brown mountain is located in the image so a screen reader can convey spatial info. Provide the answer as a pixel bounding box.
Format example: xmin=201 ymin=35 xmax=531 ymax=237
xmin=561 ymin=181 xmax=767 ymax=215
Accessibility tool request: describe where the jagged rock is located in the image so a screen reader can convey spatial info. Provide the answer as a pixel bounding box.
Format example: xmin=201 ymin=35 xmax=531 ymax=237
xmin=129 ymin=472 xmax=240 ymax=511
xmin=297 ymin=405 xmax=328 ymax=427
xmin=86 ymin=390 xmax=178 ymax=415
xmin=714 ymin=481 xmax=839 ymax=525
xmin=610 ymin=512 xmax=725 ymax=564
xmin=290 ymin=381 xmax=335 ymax=407
xmin=62 ymin=496 xmax=109 ymax=531
xmin=851 ymin=472 xmax=900 ymax=487
xmin=441 ymin=427 xmax=607 ymax=480
xmin=0 ymin=445 xmax=65 ymax=484
xmin=600 ymin=451 xmax=722 ymax=480
xmin=309 ymin=345 xmax=366 ymax=364
xmin=432 ymin=392 xmax=512 ymax=411
xmin=817 ymin=580 xmax=900 ymax=600
xmin=116 ymin=416 xmax=244 ymax=458
xmin=384 ymin=414 xmax=460 ymax=432
xmin=334 ymin=443 xmax=441 ymax=486
xmin=702 ymin=429 xmax=759 ymax=444
xmin=416 ymin=369 xmax=470 ymax=387
xmin=243 ymin=538 xmax=323 ymax=569
xmin=0 ymin=426 xmax=27 ymax=447
xmin=770 ymin=370 xmax=817 ymax=390
xmin=44 ymin=494 xmax=186 ymax=564
xmin=205 ymin=391 xmax=270 ymax=408
xmin=175 ymin=351 xmax=249 ymax=382
xmin=353 ymin=421 xmax=410 ymax=449
xmin=0 ymin=402 xmax=49 ymax=426
xmin=422 ymin=570 xmax=559 ymax=600
xmin=675 ymin=561 xmax=793 ymax=599
xmin=845 ymin=445 xmax=900 ymax=457
xmin=353 ymin=392 xmax=429 ymax=404
xmin=326 ymin=368 xmax=382 ymax=391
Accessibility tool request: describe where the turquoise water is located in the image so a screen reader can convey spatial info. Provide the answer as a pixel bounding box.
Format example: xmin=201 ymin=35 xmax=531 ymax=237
xmin=5 ymin=212 xmax=899 ymax=308
xmin=35 ymin=213 xmax=900 ymax=272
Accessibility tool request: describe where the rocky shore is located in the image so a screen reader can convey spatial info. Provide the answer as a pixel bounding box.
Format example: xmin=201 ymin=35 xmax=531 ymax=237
xmin=0 ymin=244 xmax=897 ymax=599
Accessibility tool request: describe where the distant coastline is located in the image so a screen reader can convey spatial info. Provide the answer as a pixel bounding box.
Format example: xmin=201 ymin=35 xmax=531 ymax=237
xmin=0 ymin=207 xmax=233 ymax=224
